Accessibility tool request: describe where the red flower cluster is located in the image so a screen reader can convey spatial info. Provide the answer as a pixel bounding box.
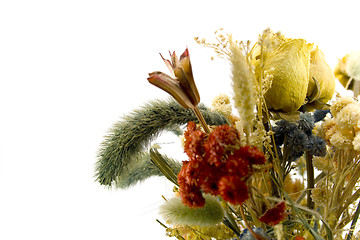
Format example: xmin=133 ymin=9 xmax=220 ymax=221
xmin=178 ymin=121 xmax=266 ymax=208
xmin=259 ymin=201 xmax=288 ymax=226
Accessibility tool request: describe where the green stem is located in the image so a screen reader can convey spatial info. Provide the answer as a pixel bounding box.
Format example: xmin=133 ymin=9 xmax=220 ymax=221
xmin=296 ymin=172 xmax=326 ymax=204
xmin=346 ymin=200 xmax=360 ymax=240
xmin=239 ymin=205 xmax=266 ymax=240
xmin=222 ymin=201 xmax=241 ymax=237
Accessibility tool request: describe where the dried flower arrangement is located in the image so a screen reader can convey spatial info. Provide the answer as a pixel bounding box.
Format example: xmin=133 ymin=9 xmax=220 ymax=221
xmin=95 ymin=29 xmax=360 ymax=240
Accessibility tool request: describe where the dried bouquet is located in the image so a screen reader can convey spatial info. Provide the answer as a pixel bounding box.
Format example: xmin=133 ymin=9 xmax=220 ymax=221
xmin=95 ymin=29 xmax=360 ymax=240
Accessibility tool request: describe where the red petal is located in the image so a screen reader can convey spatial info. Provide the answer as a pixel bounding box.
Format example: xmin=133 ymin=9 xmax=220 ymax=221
xmin=259 ymin=201 xmax=288 ymax=226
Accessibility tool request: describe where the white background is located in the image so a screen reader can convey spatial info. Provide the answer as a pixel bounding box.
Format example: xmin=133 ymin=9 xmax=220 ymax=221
xmin=0 ymin=0 xmax=358 ymax=239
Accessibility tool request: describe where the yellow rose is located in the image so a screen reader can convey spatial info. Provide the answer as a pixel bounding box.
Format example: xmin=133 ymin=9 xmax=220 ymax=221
xmin=307 ymin=46 xmax=336 ymax=110
xmin=250 ymin=31 xmax=335 ymax=113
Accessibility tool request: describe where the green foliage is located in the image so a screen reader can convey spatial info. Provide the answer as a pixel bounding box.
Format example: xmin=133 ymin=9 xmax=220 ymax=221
xmin=149 ymin=148 xmax=179 ymax=186
xmin=346 ymin=200 xmax=360 ymax=240
xmin=95 ymin=98 xmax=228 ymax=187
xmin=115 ymin=151 xmax=181 ymax=189
xmin=283 ymin=192 xmax=333 ymax=240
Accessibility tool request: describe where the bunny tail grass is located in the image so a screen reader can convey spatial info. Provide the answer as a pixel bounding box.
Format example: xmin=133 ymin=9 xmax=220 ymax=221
xmin=95 ymin=98 xmax=228 ymax=187
xmin=159 ymin=195 xmax=224 ymax=226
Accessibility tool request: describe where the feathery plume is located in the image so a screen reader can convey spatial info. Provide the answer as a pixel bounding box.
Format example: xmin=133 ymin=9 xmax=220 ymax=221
xmin=95 ymin=99 xmax=228 ymax=186
xmin=230 ymin=43 xmax=255 ymax=135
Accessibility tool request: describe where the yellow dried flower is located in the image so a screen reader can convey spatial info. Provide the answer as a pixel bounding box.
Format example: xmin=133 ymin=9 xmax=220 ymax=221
xmin=329 ymin=128 xmax=354 ymax=149
xmin=211 ymin=94 xmax=232 ymax=117
xmin=250 ymin=30 xmax=335 ymax=113
xmin=313 ymin=121 xmax=324 ymax=138
xmin=307 ymin=46 xmax=336 ymax=110
xmin=311 ymin=183 xmax=330 ymax=207
xmin=284 ymin=175 xmax=304 ymax=200
xmin=335 ymin=102 xmax=360 ymax=129
xmin=183 ymin=225 xmax=236 ymax=240
xmin=330 ymin=96 xmax=355 ymax=118
xmin=321 ymin=118 xmax=337 ymax=144
xmin=313 ymin=156 xmax=334 ymax=173
xmin=261 ymin=39 xmax=313 ymax=112
xmin=352 ymin=131 xmax=360 ymax=151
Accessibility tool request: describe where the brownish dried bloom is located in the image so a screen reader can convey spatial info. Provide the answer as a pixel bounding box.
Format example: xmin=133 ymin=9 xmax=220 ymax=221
xmin=148 ymin=48 xmax=200 ymax=109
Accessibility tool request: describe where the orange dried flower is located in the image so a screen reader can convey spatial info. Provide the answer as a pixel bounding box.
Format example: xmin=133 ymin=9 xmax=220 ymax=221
xmin=295 ymin=236 xmax=305 ymax=240
xmin=184 ymin=121 xmax=206 ymax=160
xmin=218 ymin=175 xmax=249 ymax=205
xmin=204 ymin=124 xmax=240 ymax=167
xmin=178 ymin=122 xmax=266 ymax=208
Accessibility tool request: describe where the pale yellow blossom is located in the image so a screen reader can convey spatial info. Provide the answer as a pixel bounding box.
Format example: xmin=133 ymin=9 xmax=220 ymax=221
xmin=211 ymin=94 xmax=232 ymax=117
xmin=311 ymin=183 xmax=331 ymax=207
xmin=313 ymin=156 xmax=334 ymax=173
xmin=313 ymin=121 xmax=324 ymax=138
xmin=321 ymin=118 xmax=337 ymax=143
xmin=352 ymin=131 xmax=360 ymax=151
xmin=330 ymin=96 xmax=355 ymax=118
xmin=329 ymin=129 xmax=354 ymax=149
xmin=335 ymin=102 xmax=360 ymax=129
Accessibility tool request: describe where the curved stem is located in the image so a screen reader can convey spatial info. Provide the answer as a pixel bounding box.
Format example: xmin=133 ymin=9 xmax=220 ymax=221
xmin=239 ymin=205 xmax=266 ymax=240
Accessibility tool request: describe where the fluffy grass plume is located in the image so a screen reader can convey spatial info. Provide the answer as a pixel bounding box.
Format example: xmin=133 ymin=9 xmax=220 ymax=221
xmin=95 ymin=98 xmax=228 ymax=187
xmin=159 ymin=194 xmax=224 ymax=226
xmin=230 ymin=44 xmax=255 ymax=134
